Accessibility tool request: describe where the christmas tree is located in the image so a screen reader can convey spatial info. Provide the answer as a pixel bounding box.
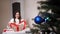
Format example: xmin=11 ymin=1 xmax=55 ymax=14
xmin=31 ymin=0 xmax=60 ymax=34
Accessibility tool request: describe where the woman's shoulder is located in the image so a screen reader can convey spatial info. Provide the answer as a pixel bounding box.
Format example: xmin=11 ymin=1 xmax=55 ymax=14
xmin=9 ymin=18 xmax=14 ymax=22
xmin=10 ymin=18 xmax=14 ymax=20
xmin=21 ymin=19 xmax=25 ymax=21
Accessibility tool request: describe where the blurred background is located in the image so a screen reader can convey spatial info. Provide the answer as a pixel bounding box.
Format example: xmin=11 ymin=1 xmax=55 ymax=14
xmin=0 ymin=0 xmax=60 ymax=34
xmin=0 ymin=0 xmax=40 ymax=34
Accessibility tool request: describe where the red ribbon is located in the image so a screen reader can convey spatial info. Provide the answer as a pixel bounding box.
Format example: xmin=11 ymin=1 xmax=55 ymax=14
xmin=9 ymin=20 xmax=26 ymax=31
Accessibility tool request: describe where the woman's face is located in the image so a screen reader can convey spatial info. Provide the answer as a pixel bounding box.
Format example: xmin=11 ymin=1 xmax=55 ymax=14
xmin=15 ymin=12 xmax=20 ymax=19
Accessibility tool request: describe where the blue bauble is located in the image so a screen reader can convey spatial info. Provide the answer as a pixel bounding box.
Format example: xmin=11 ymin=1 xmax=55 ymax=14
xmin=34 ymin=16 xmax=43 ymax=24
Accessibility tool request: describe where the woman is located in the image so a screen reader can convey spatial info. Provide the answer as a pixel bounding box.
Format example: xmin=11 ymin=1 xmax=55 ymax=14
xmin=8 ymin=10 xmax=26 ymax=31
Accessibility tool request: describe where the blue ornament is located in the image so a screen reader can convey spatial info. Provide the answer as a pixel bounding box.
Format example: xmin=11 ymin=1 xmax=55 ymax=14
xmin=34 ymin=16 xmax=43 ymax=24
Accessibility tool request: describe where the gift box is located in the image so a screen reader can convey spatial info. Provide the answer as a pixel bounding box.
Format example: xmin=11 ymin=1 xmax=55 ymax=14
xmin=3 ymin=28 xmax=14 ymax=32
xmin=9 ymin=23 xmax=19 ymax=31
xmin=9 ymin=19 xmax=26 ymax=32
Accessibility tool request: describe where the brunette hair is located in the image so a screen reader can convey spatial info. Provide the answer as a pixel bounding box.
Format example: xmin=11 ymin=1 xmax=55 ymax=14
xmin=13 ymin=10 xmax=21 ymax=22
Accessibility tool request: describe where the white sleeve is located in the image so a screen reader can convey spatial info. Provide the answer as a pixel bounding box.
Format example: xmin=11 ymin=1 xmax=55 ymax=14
xmin=9 ymin=18 xmax=14 ymax=23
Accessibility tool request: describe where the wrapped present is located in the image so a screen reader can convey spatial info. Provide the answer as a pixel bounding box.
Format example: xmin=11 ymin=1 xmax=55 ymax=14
xmin=19 ymin=19 xmax=26 ymax=30
xmin=9 ymin=23 xmax=19 ymax=31
xmin=9 ymin=19 xmax=26 ymax=32
xmin=3 ymin=28 xmax=14 ymax=32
